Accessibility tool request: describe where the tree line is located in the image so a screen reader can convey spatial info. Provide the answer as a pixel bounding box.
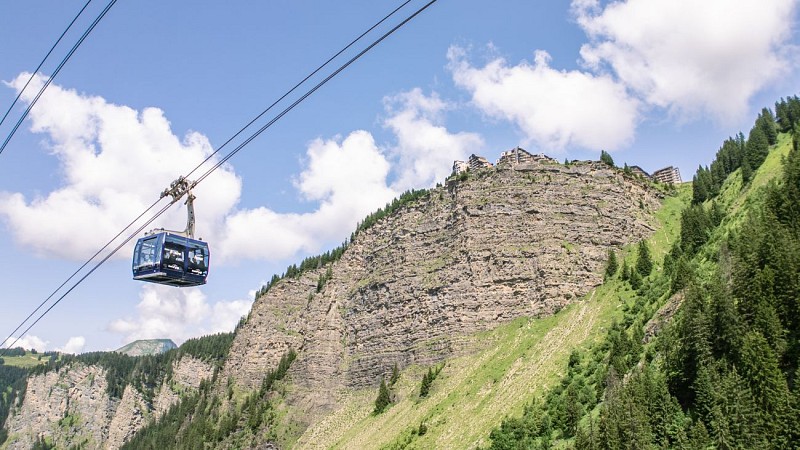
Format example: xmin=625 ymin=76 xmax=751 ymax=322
xmin=26 ymin=332 xmax=234 ymax=401
xmin=692 ymin=96 xmax=800 ymax=204
xmin=121 ymin=349 xmax=296 ymax=449
xmin=253 ymin=188 xmax=430 ymax=301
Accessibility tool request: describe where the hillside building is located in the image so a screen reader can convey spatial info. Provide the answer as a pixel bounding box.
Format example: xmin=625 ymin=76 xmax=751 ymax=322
xmin=469 ymin=154 xmax=493 ymax=170
xmin=497 ymin=147 xmax=558 ymax=167
xmin=651 ymin=166 xmax=682 ymax=184
xmin=497 ymin=147 xmax=534 ymax=166
xmin=452 ymin=160 xmax=469 ymax=175
xmin=629 ymin=165 xmax=650 ymax=179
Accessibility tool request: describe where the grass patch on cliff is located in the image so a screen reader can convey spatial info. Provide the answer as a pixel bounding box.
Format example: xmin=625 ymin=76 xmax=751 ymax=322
xmin=300 ymin=287 xmax=622 ymax=450
xmin=0 ymin=352 xmax=50 ymax=369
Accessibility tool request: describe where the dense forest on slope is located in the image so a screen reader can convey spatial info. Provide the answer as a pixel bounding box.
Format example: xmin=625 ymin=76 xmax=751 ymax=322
xmin=121 ymin=350 xmax=296 ymax=449
xmin=487 ymin=97 xmax=800 ymax=449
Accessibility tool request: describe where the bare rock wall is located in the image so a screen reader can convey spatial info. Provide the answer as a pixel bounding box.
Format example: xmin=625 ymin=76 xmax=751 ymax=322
xmin=222 ymin=162 xmax=661 ymax=421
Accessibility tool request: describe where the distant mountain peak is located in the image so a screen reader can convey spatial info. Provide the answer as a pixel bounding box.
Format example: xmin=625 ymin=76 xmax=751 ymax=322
xmin=115 ymin=339 xmax=177 ymax=356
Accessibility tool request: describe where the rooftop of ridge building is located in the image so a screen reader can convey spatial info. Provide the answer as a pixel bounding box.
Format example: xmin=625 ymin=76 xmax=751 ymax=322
xmin=452 ymin=147 xmax=558 ymax=174
xmin=452 ymin=147 xmax=683 ymax=185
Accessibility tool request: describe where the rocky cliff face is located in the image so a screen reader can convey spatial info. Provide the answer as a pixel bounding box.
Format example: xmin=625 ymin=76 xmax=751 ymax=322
xmin=3 ymin=355 xmax=214 ymax=449
xmin=222 ymin=161 xmax=661 ymax=423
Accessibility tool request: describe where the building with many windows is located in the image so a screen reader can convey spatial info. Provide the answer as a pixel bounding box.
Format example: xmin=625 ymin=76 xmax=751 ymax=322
xmin=468 ymin=153 xmax=493 ymax=170
xmin=651 ymin=166 xmax=682 ymax=184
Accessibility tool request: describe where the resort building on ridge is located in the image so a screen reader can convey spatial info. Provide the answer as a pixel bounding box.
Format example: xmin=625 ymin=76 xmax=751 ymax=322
xmin=628 ymin=165 xmax=650 ymax=179
xmin=651 ymin=166 xmax=682 ymax=184
xmin=468 ymin=154 xmax=493 ymax=171
xmin=497 ymin=147 xmax=534 ymax=166
xmin=452 ymin=160 xmax=469 ymax=175
xmin=496 ymin=147 xmax=558 ymax=168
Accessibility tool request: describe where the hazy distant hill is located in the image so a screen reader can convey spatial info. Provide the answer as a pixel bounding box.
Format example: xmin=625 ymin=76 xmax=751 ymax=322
xmin=115 ymin=339 xmax=177 ymax=356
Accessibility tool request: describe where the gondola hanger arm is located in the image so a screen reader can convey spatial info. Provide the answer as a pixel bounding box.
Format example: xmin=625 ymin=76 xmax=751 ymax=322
xmin=146 ymin=177 xmax=198 ymax=239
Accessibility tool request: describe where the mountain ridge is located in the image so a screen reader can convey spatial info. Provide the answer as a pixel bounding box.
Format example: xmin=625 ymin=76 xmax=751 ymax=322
xmin=221 ymin=158 xmax=664 ymax=439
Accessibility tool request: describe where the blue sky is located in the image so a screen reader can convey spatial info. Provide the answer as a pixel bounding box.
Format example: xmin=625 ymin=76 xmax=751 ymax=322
xmin=1 ymin=0 xmax=798 ymax=353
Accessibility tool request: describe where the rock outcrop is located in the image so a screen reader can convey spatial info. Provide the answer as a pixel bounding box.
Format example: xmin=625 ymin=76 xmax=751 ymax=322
xmin=222 ymin=161 xmax=662 ymax=423
xmin=3 ymin=355 xmax=214 ymax=449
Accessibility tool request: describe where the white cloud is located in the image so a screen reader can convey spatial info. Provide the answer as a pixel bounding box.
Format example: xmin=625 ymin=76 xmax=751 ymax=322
xmin=574 ymin=0 xmax=798 ymax=123
xmin=3 ymin=334 xmax=48 ymax=352
xmin=384 ymin=88 xmax=484 ymax=190
xmin=0 ymin=73 xmax=240 ymax=261
xmin=209 ymin=299 xmax=252 ymax=333
xmin=108 ymin=285 xmax=210 ymax=343
xmin=107 ymin=284 xmax=253 ymax=343
xmin=217 ymin=130 xmax=397 ymax=261
xmin=56 ymin=336 xmax=86 ymax=354
xmin=2 ymin=76 xmax=469 ymax=266
xmin=448 ymin=46 xmax=639 ymax=152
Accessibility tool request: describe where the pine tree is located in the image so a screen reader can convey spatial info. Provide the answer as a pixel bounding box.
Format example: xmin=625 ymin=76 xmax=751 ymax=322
xmin=374 ymin=378 xmax=391 ymax=414
xmin=420 ymin=368 xmax=433 ymax=398
xmin=636 ymin=240 xmax=653 ymax=277
xmin=741 ymin=157 xmax=753 ymax=184
xmin=630 ymin=268 xmax=642 ymax=290
xmin=739 ymin=331 xmax=790 ymax=434
xmin=746 ymin=125 xmax=770 ymax=171
xmin=757 ymin=107 xmax=778 ymax=145
xmin=600 ymin=150 xmax=615 ymax=167
xmin=692 ymin=166 xmax=713 ymax=204
xmin=605 ymin=249 xmax=619 ymax=280
xmin=620 ymin=260 xmax=630 ymax=282
xmin=390 ymin=363 xmax=400 ymax=386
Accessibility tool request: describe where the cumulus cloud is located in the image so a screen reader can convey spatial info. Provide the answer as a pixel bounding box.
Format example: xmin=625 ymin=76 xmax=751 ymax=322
xmin=107 ymin=284 xmax=252 ymax=343
xmin=217 ymin=130 xmax=397 ymax=261
xmin=56 ymin=336 xmax=86 ymax=354
xmin=0 ymin=79 xmax=479 ymax=346
xmin=1 ymin=76 xmax=472 ymax=266
xmin=209 ymin=299 xmax=252 ymax=334
xmin=574 ymin=0 xmax=798 ymax=123
xmin=448 ymin=47 xmax=639 ymax=151
xmin=2 ymin=334 xmax=48 ymax=352
xmin=384 ymin=88 xmax=483 ymax=190
xmin=0 ymin=73 xmax=240 ymax=260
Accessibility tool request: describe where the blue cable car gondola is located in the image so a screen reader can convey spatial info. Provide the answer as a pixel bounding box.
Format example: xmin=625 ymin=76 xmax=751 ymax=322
xmin=132 ymin=232 xmax=209 ymax=287
xmin=133 ymin=178 xmax=210 ymax=287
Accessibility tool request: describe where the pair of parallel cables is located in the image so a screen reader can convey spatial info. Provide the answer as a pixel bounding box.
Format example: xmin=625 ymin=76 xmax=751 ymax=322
xmin=0 ymin=0 xmax=439 ymax=355
xmin=0 ymin=0 xmax=119 ymax=156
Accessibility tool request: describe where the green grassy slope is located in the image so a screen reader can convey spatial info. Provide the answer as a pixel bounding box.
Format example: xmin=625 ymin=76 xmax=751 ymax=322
xmin=295 ymin=186 xmax=690 ymax=449
xmin=710 ymin=131 xmax=792 ymax=237
xmin=478 ymin=128 xmax=800 ymax=449
xmin=0 ymin=352 xmax=48 ymax=369
xmin=691 ymin=131 xmax=794 ymax=282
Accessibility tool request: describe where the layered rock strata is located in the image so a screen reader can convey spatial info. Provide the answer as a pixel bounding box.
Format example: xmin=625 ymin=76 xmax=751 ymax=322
xmin=222 ymin=161 xmax=661 ymax=420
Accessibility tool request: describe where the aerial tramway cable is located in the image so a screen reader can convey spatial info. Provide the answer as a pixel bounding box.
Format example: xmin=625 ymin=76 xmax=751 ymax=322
xmin=0 ymin=0 xmax=439 ymax=356
xmin=194 ymin=0 xmax=440 ymax=186
xmin=0 ymin=0 xmax=93 ymax=130
xmin=0 ymin=197 xmax=163 ymax=351
xmin=1 ymin=201 xmax=174 ymax=355
xmin=0 ymin=0 xmax=119 ymax=157
xmin=184 ymin=0 xmax=415 ymax=181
